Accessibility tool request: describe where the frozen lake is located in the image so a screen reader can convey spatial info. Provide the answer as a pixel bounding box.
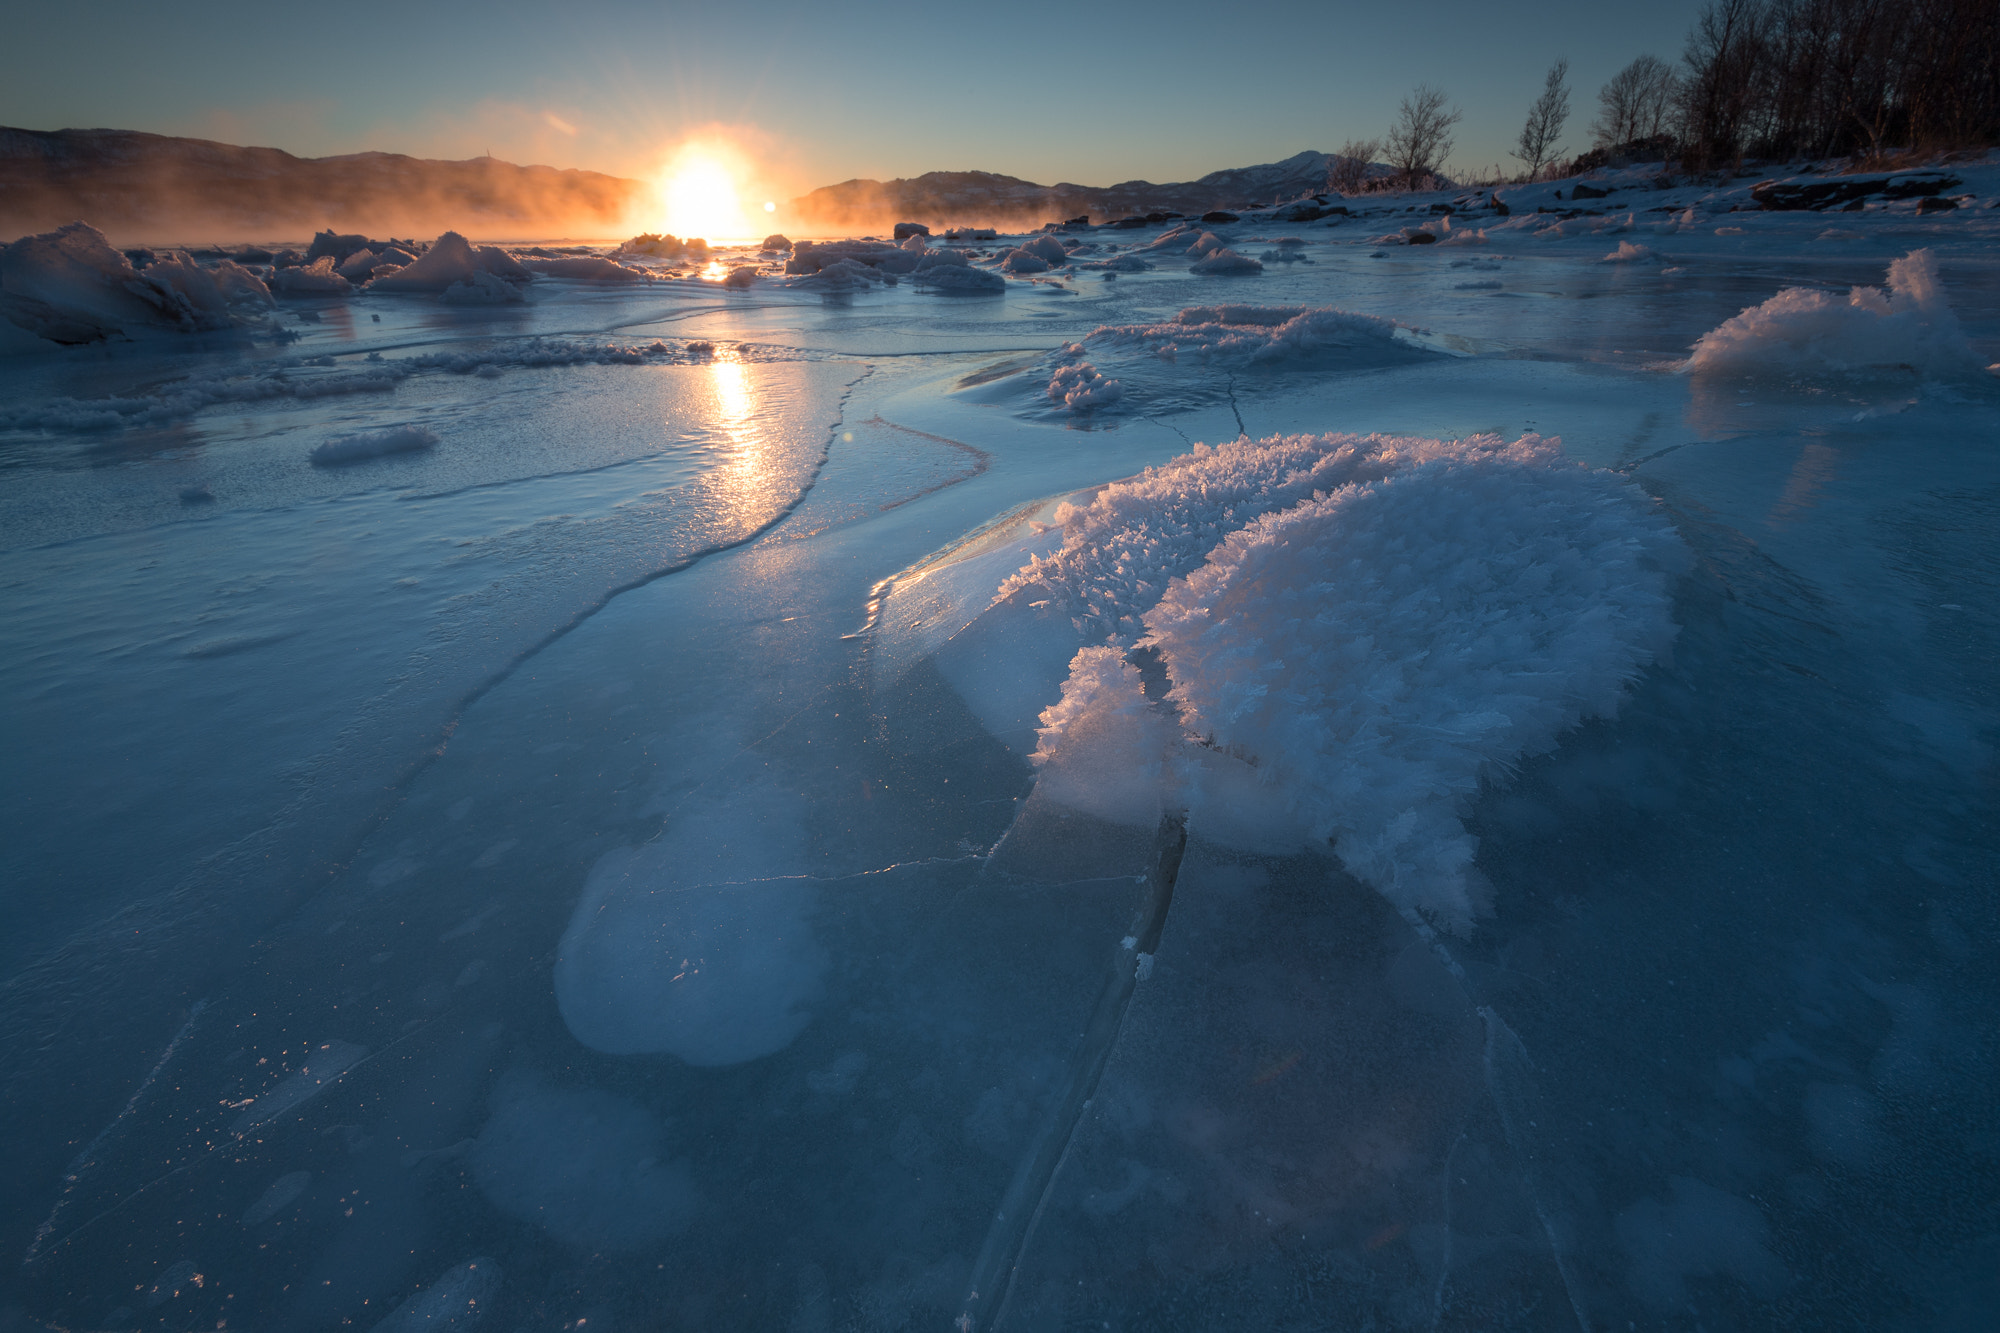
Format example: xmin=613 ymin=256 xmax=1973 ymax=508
xmin=1 ymin=182 xmax=1996 ymax=1331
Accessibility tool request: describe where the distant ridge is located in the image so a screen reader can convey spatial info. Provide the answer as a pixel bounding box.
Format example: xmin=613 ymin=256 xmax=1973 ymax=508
xmin=0 ymin=129 xmax=1359 ymax=243
xmin=0 ymin=127 xmax=646 ymax=242
xmin=790 ymin=151 xmax=1345 ymax=229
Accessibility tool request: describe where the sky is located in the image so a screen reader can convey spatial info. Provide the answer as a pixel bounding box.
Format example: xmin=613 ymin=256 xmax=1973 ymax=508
xmin=3 ymin=0 xmax=1712 ymax=197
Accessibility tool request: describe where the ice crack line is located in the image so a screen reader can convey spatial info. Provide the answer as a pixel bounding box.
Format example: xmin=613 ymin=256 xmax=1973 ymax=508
xmin=959 ymin=812 xmax=1189 ymax=1333
xmin=1224 ymin=371 xmax=1247 ymax=438
xmin=24 ymin=999 xmax=207 ymax=1266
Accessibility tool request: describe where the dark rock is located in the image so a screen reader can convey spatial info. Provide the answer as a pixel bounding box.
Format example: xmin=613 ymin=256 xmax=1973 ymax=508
xmin=892 ymin=221 xmax=930 ymax=239
xmin=1881 ymin=174 xmax=1958 ymax=199
xmin=1428 ymin=202 xmax=1455 ymax=214
xmin=1407 ymin=231 xmax=1438 ymax=245
xmin=1144 ymin=212 xmax=1182 ymax=223
xmin=1752 ymin=172 xmax=1957 ymax=210
xmin=760 ymin=233 xmax=792 ymax=251
xmin=1109 ymin=216 xmax=1149 ymax=228
xmin=1916 ymin=195 xmax=1958 ymax=213
xmin=1201 ymin=210 xmax=1240 ymax=224
xmin=1489 ymin=194 xmax=1510 ymax=215
xmin=1569 ymin=182 xmax=1610 ymax=200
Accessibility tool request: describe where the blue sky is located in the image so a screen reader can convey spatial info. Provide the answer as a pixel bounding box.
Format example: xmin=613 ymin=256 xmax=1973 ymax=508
xmin=3 ymin=0 xmax=1708 ymax=193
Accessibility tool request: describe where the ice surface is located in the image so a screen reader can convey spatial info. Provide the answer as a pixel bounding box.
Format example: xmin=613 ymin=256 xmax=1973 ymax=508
xmin=2 ymin=170 xmax=1996 ymax=1331
xmin=1084 ymin=302 xmax=1410 ymax=365
xmin=368 ymin=1257 xmax=500 ymax=1332
xmin=468 ymin=1075 xmax=695 ymax=1246
xmin=309 ymin=424 xmax=440 ymax=466
xmin=555 ymin=784 xmax=828 ymax=1064
xmin=239 ymin=1170 xmax=312 ymax=1225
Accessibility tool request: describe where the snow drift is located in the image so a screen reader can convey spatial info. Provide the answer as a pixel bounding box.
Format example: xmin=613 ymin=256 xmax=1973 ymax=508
xmin=1683 ymin=249 xmax=1977 ymax=377
xmin=1002 ymin=432 xmax=1687 ymax=929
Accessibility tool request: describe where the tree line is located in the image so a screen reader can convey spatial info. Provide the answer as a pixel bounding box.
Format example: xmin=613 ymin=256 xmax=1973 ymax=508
xmin=1336 ymin=0 xmax=1997 ymax=193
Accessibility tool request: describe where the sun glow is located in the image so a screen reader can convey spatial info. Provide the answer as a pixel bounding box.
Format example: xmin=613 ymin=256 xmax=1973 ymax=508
xmin=659 ymin=143 xmax=753 ymax=242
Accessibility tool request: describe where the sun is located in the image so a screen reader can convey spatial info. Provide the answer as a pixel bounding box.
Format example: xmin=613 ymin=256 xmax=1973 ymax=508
xmin=660 ymin=146 xmax=751 ymax=242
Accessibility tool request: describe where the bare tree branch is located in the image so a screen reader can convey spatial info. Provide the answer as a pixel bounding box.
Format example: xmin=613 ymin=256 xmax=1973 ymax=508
xmin=1513 ymin=58 xmax=1572 ymax=179
xmin=1385 ymin=86 xmax=1462 ymax=190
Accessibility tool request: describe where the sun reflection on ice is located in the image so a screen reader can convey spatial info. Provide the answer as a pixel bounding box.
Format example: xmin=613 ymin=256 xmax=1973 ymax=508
xmin=707 ymin=357 xmax=768 ymax=492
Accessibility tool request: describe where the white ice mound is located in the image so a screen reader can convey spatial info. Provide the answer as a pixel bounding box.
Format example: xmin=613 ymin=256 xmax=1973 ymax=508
xmin=469 ymin=1075 xmax=695 ymax=1249
xmin=1190 ymin=248 xmax=1263 ymax=275
xmin=1085 ymin=304 xmax=1407 ymax=365
xmin=1143 ymin=433 xmax=1687 ymax=929
xmin=1000 ymin=430 xmax=1482 ymax=642
xmin=555 ymin=784 xmax=827 ymax=1065
xmin=1031 ymin=647 xmax=1177 ymax=827
xmin=1683 ymin=249 xmax=1977 ymax=377
xmin=0 ymin=222 xmax=273 ymax=343
xmin=1046 ymin=353 xmax=1124 ymax=412
xmin=518 ymin=254 xmax=646 ymax=283
xmin=309 ymin=424 xmax=439 ymax=466
xmin=367 ymin=231 xmax=529 ymax=294
xmin=915 ymin=263 xmax=1005 ymax=293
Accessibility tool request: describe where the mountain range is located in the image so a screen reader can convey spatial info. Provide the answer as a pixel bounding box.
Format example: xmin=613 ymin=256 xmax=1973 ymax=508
xmin=0 ymin=128 xmax=1344 ymax=241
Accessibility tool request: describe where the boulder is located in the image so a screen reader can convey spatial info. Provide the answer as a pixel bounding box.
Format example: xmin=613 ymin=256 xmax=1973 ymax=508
xmin=1201 ymin=210 xmax=1241 ymax=224
xmin=1916 ymin=195 xmax=1958 ymax=213
xmin=760 ymin=233 xmax=792 ymax=251
xmin=1569 ymin=182 xmax=1610 ymax=200
xmin=1750 ymin=172 xmax=1957 ymax=211
xmin=892 ymin=222 xmax=930 ymax=240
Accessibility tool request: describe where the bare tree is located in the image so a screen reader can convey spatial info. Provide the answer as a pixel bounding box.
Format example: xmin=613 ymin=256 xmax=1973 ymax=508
xmin=1385 ymin=86 xmax=1463 ymax=189
xmin=1592 ymin=54 xmax=1679 ymax=147
xmin=1328 ymin=138 xmax=1382 ymax=194
xmin=1678 ymin=0 xmax=1770 ymax=169
xmin=1513 ymin=58 xmax=1572 ymax=179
